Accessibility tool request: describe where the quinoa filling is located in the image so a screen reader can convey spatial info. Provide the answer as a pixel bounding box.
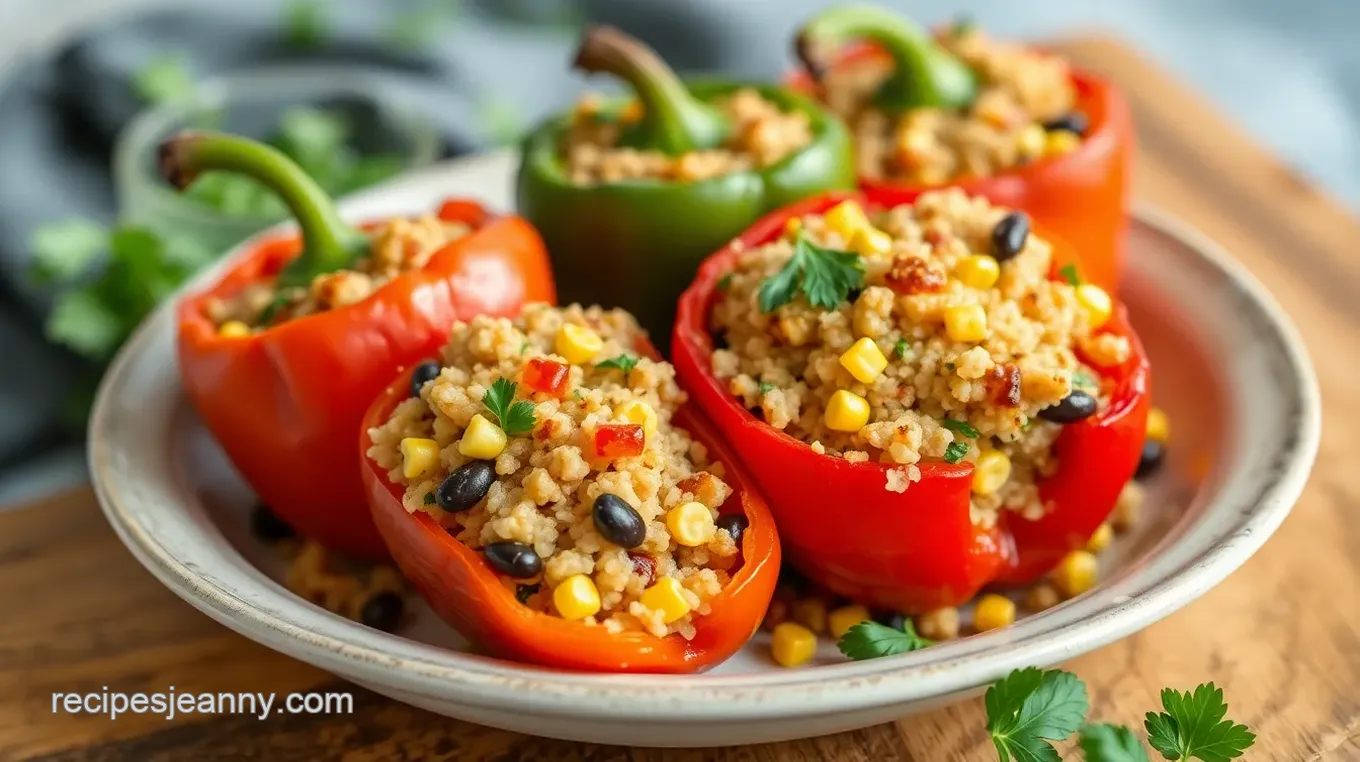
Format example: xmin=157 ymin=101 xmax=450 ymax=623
xmin=709 ymin=189 xmax=1128 ymax=526
xmin=367 ymin=304 xmax=743 ymax=639
xmin=817 ymin=26 xmax=1085 ymax=184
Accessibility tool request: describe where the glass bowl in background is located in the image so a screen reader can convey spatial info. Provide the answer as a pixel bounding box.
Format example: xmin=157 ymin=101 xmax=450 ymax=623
xmin=114 ymin=65 xmax=443 ymax=255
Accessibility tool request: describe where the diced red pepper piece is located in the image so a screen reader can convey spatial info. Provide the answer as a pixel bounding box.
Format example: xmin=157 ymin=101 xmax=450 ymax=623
xmin=594 ymin=424 xmax=645 ymax=459
xmin=522 ymin=358 xmax=571 ymax=397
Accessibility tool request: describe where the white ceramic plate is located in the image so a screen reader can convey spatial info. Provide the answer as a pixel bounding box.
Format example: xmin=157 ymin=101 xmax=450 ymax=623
xmin=89 ymin=151 xmax=1319 ymax=747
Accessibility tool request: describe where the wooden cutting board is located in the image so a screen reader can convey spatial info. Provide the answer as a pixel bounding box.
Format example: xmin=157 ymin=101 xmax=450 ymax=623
xmin=1 ymin=38 xmax=1356 ymax=761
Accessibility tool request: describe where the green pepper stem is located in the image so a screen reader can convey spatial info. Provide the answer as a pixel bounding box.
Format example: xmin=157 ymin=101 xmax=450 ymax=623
xmin=795 ymin=3 xmax=977 ymax=111
xmin=158 ymin=131 xmax=368 ymax=286
xmin=573 ymin=25 xmax=729 ymax=155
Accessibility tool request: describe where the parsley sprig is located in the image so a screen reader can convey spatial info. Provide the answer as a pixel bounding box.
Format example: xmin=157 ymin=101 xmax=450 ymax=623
xmin=595 ymin=354 xmax=639 ymax=374
xmin=481 ymin=378 xmax=536 ymax=436
xmin=757 ymin=233 xmax=864 ymax=313
xmin=987 ymin=668 xmax=1090 ymax=762
xmin=1144 ymin=684 xmax=1255 ymax=762
xmin=836 ymin=620 xmax=931 ymax=660
xmin=943 ymin=441 xmax=970 ymax=463
xmin=940 ymin=417 xmax=981 ymax=439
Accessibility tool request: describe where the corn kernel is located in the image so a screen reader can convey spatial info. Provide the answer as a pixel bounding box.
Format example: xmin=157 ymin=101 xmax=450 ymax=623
xmin=943 ymin=304 xmax=988 ymax=343
xmin=955 ymin=254 xmax=1000 ymax=290
xmin=791 ymin=598 xmax=828 ymax=634
xmin=218 ymin=320 xmax=251 ymax=338
xmin=1075 ymin=284 xmax=1113 ymax=329
xmin=972 ymin=449 xmax=1012 ymax=496
xmin=1146 ymin=407 xmax=1170 ymax=443
xmin=552 ymin=574 xmax=602 ymax=620
xmin=1045 ymin=130 xmax=1081 ymax=157
xmin=666 ymin=501 xmax=715 ymax=547
xmin=824 ymin=390 xmax=870 ymax=432
xmin=838 ymin=337 xmax=889 ymax=384
xmin=823 ymin=200 xmax=870 ymax=239
xmin=618 ymin=400 xmax=657 ymax=437
xmin=784 ymin=216 xmax=804 ymax=240
xmin=1025 ymin=583 xmax=1061 ymax=612
xmin=1016 ymin=123 xmax=1046 ymax=158
xmin=1052 ymin=550 xmax=1099 ymax=598
xmin=639 ymin=576 xmax=691 ymax=624
xmin=771 ymin=622 xmax=817 ymax=668
xmin=399 ymin=437 xmax=440 ymax=480
xmin=555 ymin=323 xmax=603 ymax=365
xmin=457 ymin=414 xmax=507 ymax=460
xmin=916 ymin=606 xmax=960 ymax=640
xmin=1086 ymin=522 xmax=1114 ymax=554
xmin=828 ymin=604 xmax=871 ymax=639
xmin=974 ymin=594 xmax=1016 ymax=631
xmin=850 ymin=226 xmax=893 ymax=257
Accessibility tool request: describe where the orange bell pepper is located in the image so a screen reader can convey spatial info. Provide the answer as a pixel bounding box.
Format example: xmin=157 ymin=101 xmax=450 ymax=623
xmin=360 ymin=361 xmax=781 ymax=672
xmin=169 ymin=132 xmax=555 ymax=560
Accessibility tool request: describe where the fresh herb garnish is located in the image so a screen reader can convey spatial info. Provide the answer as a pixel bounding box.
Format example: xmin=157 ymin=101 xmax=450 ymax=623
xmin=758 ymin=381 xmax=777 ymax=394
xmin=481 ymin=378 xmax=537 ymax=436
xmin=986 ymin=667 xmax=1090 ymax=762
xmin=716 ymin=272 xmax=734 ymax=291
xmin=940 ymin=418 xmax=980 ymax=439
xmin=595 ymin=354 xmax=639 ymax=374
xmin=1060 ymin=264 xmax=1082 ymax=286
xmin=1144 ymin=684 xmax=1255 ymax=762
xmin=1073 ymin=370 xmax=1097 ymax=388
xmin=1079 ymin=724 xmax=1151 ymax=762
xmin=422 ymin=492 xmax=436 ymax=506
xmin=573 ymin=389 xmax=585 ymax=401
xmin=836 ymin=620 xmax=932 ymax=660
xmin=520 ymin=340 xmax=530 ymax=354
xmin=132 ymin=55 xmax=194 ymax=105
xmin=515 ymin=583 xmax=541 ymax=604
xmin=757 ymin=233 xmax=864 ymax=313
xmin=943 ymin=441 xmax=970 ymax=464
xmin=894 ymin=338 xmax=911 ymax=359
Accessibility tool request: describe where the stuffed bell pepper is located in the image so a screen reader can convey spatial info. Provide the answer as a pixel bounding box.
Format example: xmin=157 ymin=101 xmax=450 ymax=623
xmin=672 ymin=190 xmax=1150 ymax=614
xmin=361 ymin=303 xmax=779 ymax=671
xmin=168 ymin=131 xmax=555 ymax=560
xmin=791 ymin=4 xmax=1133 ymax=293
xmin=517 ymin=25 xmax=855 ymax=350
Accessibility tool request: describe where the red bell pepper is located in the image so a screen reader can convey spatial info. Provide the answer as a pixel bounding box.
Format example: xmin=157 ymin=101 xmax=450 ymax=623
xmin=169 ymin=132 xmax=556 ymax=560
xmin=671 ymin=191 xmax=1149 ymax=612
xmin=360 ymin=361 xmax=781 ymax=672
xmin=789 ymin=6 xmax=1134 ymax=294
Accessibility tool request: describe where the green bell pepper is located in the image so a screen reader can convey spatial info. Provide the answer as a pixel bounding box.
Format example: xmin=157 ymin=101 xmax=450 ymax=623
xmin=516 ymin=25 xmax=855 ymax=352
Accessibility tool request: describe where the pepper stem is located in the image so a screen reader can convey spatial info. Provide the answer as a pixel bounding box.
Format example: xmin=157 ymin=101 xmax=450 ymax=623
xmin=573 ymin=25 xmax=729 ymax=155
xmin=158 ymin=131 xmax=368 ymax=287
xmin=795 ymin=3 xmax=977 ymax=111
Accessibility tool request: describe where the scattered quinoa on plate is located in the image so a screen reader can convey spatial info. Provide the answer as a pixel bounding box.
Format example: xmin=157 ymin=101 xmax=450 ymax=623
xmin=366 ymin=304 xmax=748 ymax=639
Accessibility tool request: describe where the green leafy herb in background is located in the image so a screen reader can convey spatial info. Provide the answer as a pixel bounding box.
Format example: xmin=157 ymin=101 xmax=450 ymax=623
xmin=757 ymin=233 xmax=864 ymax=313
xmin=481 ymin=378 xmax=536 ymax=436
xmin=943 ymin=440 xmax=969 ymax=463
xmin=132 ymin=55 xmax=195 ymax=104
xmin=595 ymin=354 xmax=639 ymax=374
xmin=836 ymin=620 xmax=931 ymax=660
xmin=986 ymin=668 xmax=1090 ymax=762
xmin=940 ymin=417 xmax=980 ymax=439
xmin=1080 ymin=724 xmax=1151 ymax=762
xmin=1144 ymin=684 xmax=1255 ymax=762
xmin=282 ymin=0 xmax=328 ymax=48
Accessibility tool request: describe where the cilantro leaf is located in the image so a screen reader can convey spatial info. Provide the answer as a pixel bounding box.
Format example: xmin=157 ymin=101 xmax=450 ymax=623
xmin=1080 ymin=724 xmax=1151 ymax=762
xmin=1144 ymin=684 xmax=1254 ymax=762
xmin=1059 ymin=264 xmax=1082 ymax=286
xmin=716 ymin=272 xmax=734 ymax=291
xmin=758 ymin=233 xmax=863 ymax=313
xmin=28 ymin=220 xmax=108 ymax=284
xmin=940 ymin=417 xmax=980 ymax=439
xmin=943 ymin=441 xmax=969 ymax=464
xmin=894 ymin=338 xmax=910 ymax=359
xmin=132 ymin=55 xmax=194 ymax=104
xmin=595 ymin=355 xmax=639 ymax=374
xmin=986 ymin=668 xmax=1089 ymax=762
xmin=46 ymin=289 xmax=122 ymax=359
xmin=758 ymin=381 xmax=776 ymax=394
xmin=482 ymin=378 xmax=536 ymax=436
xmin=836 ymin=620 xmax=931 ymax=660
xmin=423 ymin=492 xmax=436 ymax=506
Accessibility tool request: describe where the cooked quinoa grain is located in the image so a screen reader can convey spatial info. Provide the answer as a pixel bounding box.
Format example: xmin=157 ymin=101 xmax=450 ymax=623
xmin=366 ymin=304 xmax=742 ymax=639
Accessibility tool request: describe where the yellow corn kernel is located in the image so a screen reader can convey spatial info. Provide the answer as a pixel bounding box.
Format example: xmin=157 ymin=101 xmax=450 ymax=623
xmin=974 ymin=593 xmax=1017 ymax=632
xmin=972 ymin=449 xmax=1012 ymax=496
xmin=850 ymin=226 xmax=893 ymax=257
xmin=838 ymin=337 xmax=889 ymax=384
xmin=771 ymin=622 xmax=817 ymax=668
xmin=824 ymin=390 xmax=870 ymax=432
xmin=639 ymin=576 xmax=691 ymax=624
xmin=828 ymin=604 xmax=871 ymax=639
xmin=823 ymin=200 xmax=870 ymax=239
xmin=1086 ymin=522 xmax=1114 ymax=554
xmin=1075 ymin=283 xmax=1113 ymax=329
xmin=399 ymin=437 xmax=440 ymax=480
xmin=218 ymin=320 xmax=251 ymax=338
xmin=943 ymin=304 xmax=988 ymax=343
xmin=666 ymin=501 xmax=715 ymax=547
xmin=1052 ymin=550 xmax=1099 ymax=598
xmin=618 ymin=400 xmax=657 ymax=437
xmin=1016 ymin=123 xmax=1046 ymax=158
xmin=784 ymin=216 xmax=804 ymax=240
xmin=1045 ymin=129 xmax=1082 ymax=157
xmin=457 ymin=414 xmax=507 ymax=460
xmin=955 ymin=254 xmax=1001 ymax=290
xmin=1025 ymin=583 xmax=1061 ymax=613
xmin=792 ymin=598 xmax=828 ymax=634
xmin=555 ymin=323 xmax=603 ymax=364
xmin=552 ymin=574 xmax=602 ymax=620
xmin=1146 ymin=407 xmax=1170 ymax=443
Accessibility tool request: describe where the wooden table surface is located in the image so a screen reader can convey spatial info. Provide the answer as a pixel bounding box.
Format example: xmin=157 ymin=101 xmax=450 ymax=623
xmin=3 ymin=38 xmax=1357 ymax=761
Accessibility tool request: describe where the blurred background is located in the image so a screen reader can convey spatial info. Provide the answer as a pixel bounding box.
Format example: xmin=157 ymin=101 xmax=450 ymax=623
xmin=0 ymin=0 xmax=1354 ymax=507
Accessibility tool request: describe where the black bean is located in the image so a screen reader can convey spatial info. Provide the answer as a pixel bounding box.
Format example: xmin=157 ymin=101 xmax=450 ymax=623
xmin=436 ymin=461 xmax=496 ymax=512
xmin=716 ymin=513 xmax=749 ymax=546
xmin=484 ymin=542 xmax=543 ymax=578
xmin=1135 ymin=439 xmax=1165 ymax=480
xmin=250 ymin=503 xmax=294 ymax=542
xmin=875 ymin=611 xmax=908 ymax=631
xmin=1038 ymin=390 xmax=1099 ymax=424
xmin=592 ymin=493 xmax=647 ymax=549
xmin=409 ymin=360 xmax=441 ymax=398
xmin=1042 ymin=111 xmax=1089 ymax=137
xmin=359 ymin=591 xmax=404 ymax=631
xmin=991 ymin=211 xmax=1031 ymax=262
